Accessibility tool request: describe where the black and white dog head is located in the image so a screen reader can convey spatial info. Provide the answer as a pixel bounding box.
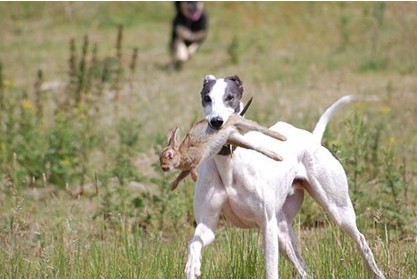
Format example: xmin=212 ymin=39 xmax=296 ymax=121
xmin=177 ymin=1 xmax=205 ymax=22
xmin=200 ymin=75 xmax=244 ymax=129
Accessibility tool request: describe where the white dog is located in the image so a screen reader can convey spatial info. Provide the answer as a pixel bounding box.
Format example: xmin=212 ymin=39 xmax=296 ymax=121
xmin=184 ymin=75 xmax=385 ymax=279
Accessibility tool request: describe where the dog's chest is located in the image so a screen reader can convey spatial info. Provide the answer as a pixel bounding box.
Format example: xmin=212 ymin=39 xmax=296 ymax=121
xmin=214 ymin=141 xmax=299 ymax=227
xmin=216 ymin=159 xmax=271 ymax=226
xmin=225 ymin=187 xmax=263 ymax=226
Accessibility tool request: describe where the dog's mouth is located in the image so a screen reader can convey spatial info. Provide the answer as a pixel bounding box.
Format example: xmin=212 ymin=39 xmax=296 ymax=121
xmin=208 ymin=116 xmax=225 ymax=130
xmin=191 ymin=11 xmax=202 ymax=21
xmin=208 ymin=122 xmax=222 ymax=130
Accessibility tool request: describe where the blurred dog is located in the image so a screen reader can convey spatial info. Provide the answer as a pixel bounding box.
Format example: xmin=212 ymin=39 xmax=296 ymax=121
xmin=170 ymin=1 xmax=208 ymax=70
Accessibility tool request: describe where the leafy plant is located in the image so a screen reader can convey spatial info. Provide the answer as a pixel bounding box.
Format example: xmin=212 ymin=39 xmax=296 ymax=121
xmin=46 ymin=112 xmax=81 ymax=187
xmin=228 ymin=35 xmax=240 ymax=65
xmin=378 ymin=141 xmax=416 ymax=236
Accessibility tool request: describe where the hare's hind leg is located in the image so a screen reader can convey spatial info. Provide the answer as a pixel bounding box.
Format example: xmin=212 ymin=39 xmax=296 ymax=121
xmin=228 ymin=132 xmax=283 ymax=161
xmin=234 ymin=117 xmax=287 ymax=141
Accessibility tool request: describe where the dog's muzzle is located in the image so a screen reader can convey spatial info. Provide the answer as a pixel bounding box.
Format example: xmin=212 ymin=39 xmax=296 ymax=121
xmin=209 ymin=116 xmax=224 ymax=130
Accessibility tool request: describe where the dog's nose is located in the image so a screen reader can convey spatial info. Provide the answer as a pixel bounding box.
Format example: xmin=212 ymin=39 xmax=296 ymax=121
xmin=209 ymin=117 xmax=224 ymax=129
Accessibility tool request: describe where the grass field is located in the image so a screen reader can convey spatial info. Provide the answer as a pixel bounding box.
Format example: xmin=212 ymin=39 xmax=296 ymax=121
xmin=0 ymin=2 xmax=416 ymax=278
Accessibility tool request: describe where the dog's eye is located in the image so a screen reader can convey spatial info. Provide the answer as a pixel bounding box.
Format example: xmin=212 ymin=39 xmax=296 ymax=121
xmin=203 ymin=95 xmax=211 ymax=103
xmin=225 ymin=95 xmax=234 ymax=101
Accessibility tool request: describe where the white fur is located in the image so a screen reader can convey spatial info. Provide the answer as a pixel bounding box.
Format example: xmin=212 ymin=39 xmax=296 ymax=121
xmin=184 ymin=76 xmax=385 ymax=279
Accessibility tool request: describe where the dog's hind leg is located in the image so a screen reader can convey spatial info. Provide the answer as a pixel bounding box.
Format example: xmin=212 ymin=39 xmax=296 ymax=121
xmin=278 ymin=189 xmax=309 ymax=278
xmin=305 ymin=148 xmax=385 ymax=279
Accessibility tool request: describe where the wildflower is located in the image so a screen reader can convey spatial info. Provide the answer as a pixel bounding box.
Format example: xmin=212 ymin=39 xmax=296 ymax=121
xmin=21 ymin=99 xmax=34 ymax=111
xmin=3 ymin=79 xmax=15 ymax=89
xmin=387 ymin=137 xmax=397 ymax=145
xmin=379 ymin=106 xmax=391 ymax=115
xmin=353 ymin=102 xmax=366 ymax=111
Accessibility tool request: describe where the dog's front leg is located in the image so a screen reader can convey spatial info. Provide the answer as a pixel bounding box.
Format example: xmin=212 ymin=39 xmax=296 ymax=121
xmin=263 ymin=216 xmax=279 ymax=279
xmin=185 ymin=200 xmax=223 ymax=279
xmin=185 ymin=160 xmax=226 ymax=279
xmin=186 ymin=223 xmax=215 ymax=279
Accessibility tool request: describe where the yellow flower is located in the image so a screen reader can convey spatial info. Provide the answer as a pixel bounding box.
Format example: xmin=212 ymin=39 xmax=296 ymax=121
xmin=379 ymin=106 xmax=391 ymax=115
xmin=21 ymin=99 xmax=34 ymax=111
xmin=60 ymin=159 xmax=71 ymax=168
xmin=387 ymin=137 xmax=397 ymax=145
xmin=353 ymin=102 xmax=366 ymax=110
xmin=3 ymin=79 xmax=15 ymax=89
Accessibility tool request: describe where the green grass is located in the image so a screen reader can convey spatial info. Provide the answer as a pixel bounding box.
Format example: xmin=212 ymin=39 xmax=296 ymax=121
xmin=1 ymin=198 xmax=415 ymax=278
xmin=0 ymin=2 xmax=417 ymax=278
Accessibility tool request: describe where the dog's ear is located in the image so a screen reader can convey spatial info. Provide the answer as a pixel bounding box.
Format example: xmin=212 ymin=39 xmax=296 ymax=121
xmin=203 ymin=75 xmax=216 ymax=85
xmin=225 ymin=75 xmax=243 ymax=95
xmin=167 ymin=126 xmax=180 ymax=149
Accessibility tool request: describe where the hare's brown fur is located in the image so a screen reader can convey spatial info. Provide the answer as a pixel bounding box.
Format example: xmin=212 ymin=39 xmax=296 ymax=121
xmin=160 ymin=114 xmax=286 ymax=190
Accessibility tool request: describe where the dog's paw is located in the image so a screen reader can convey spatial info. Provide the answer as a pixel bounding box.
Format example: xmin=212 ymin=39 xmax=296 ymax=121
xmin=185 ymin=244 xmax=202 ymax=279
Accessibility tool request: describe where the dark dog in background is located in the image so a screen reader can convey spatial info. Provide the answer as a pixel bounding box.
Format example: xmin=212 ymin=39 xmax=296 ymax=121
xmin=170 ymin=1 xmax=208 ymax=70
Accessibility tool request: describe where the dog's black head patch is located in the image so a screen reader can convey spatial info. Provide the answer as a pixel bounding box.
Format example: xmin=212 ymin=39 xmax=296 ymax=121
xmin=224 ymin=75 xmax=243 ymax=113
xmin=200 ymin=75 xmax=216 ymax=107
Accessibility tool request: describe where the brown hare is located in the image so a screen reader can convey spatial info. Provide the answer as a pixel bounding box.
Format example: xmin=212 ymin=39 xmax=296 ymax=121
xmin=160 ymin=114 xmax=286 ymax=190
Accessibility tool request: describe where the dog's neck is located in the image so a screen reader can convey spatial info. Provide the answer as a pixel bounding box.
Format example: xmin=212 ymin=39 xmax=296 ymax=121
xmin=217 ymin=97 xmax=252 ymax=156
xmin=218 ymin=144 xmax=236 ymax=156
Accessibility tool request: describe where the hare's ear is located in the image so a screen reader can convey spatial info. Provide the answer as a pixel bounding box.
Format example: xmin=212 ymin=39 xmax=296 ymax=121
xmin=167 ymin=126 xmax=180 ymax=149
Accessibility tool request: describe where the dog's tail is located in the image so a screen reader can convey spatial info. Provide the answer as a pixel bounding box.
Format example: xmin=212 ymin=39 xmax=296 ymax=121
xmin=312 ymin=95 xmax=355 ymax=143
